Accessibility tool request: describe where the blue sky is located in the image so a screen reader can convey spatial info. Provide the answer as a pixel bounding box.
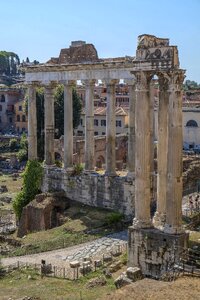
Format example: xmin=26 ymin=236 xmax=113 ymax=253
xmin=1 ymin=0 xmax=200 ymax=82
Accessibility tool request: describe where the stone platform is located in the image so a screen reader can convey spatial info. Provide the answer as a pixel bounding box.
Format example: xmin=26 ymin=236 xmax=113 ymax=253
xmin=128 ymin=227 xmax=189 ymax=278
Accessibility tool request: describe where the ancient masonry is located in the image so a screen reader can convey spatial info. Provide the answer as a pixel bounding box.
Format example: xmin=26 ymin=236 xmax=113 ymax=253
xmin=25 ymin=35 xmax=188 ymax=277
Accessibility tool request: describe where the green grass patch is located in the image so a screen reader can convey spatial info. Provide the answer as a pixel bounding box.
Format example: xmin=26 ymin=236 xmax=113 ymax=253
xmin=0 ymin=266 xmax=116 ymax=300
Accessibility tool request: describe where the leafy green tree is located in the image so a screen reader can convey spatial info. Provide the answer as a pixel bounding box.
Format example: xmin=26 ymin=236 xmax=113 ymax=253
xmin=9 ymin=138 xmax=19 ymax=151
xmin=13 ymin=160 xmax=43 ymax=220
xmin=54 ymin=84 xmax=82 ymax=137
xmin=17 ymin=133 xmax=28 ymax=162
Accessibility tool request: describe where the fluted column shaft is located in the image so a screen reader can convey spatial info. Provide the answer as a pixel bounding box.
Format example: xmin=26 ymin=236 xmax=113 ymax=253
xmin=106 ymin=80 xmax=117 ymax=175
xmin=164 ymin=71 xmax=185 ymax=234
xmin=44 ymin=84 xmax=55 ymax=165
xmin=64 ymin=81 xmax=74 ymax=168
xmin=133 ymin=72 xmax=152 ymax=228
xmin=154 ymin=76 xmax=169 ymax=228
xmin=28 ymin=85 xmax=37 ymax=160
xmin=85 ymin=80 xmax=95 ymax=171
xmin=127 ymin=81 xmax=136 ymax=177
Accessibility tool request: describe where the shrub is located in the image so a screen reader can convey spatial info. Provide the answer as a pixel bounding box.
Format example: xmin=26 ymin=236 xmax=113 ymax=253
xmin=9 ymin=138 xmax=18 ymax=151
xmin=105 ymin=212 xmax=123 ymax=226
xmin=71 ymin=163 xmax=84 ymax=176
xmin=13 ymin=160 xmax=43 ymax=219
xmin=17 ymin=149 xmax=28 ymax=162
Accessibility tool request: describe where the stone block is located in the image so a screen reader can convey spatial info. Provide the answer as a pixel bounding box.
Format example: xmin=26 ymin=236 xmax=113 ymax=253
xmin=114 ymin=274 xmax=132 ymax=289
xmin=126 ymin=267 xmax=143 ymax=281
xmin=70 ymin=261 xmax=80 ymax=268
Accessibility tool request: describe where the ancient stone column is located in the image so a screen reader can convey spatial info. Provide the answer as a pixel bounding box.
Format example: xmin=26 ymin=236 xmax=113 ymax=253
xmin=84 ymin=79 xmax=96 ymax=171
xmin=133 ymin=71 xmax=152 ymax=228
xmin=63 ymin=81 xmax=75 ymax=169
xmin=153 ymin=75 xmax=169 ymax=228
xmin=164 ymin=70 xmax=185 ymax=234
xmin=149 ymin=82 xmax=155 ymax=202
xmin=28 ymin=84 xmax=37 ymax=160
xmin=105 ymin=79 xmax=118 ymax=175
xmin=127 ymin=80 xmax=136 ymax=178
xmin=44 ymin=82 xmax=56 ymax=165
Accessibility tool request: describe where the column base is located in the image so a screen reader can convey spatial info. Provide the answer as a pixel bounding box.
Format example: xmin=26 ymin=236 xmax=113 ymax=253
xmin=164 ymin=223 xmax=184 ymax=234
xmin=153 ymin=212 xmax=166 ymax=230
xmin=132 ymin=218 xmax=152 ymax=229
xmin=128 ymin=226 xmax=189 ymax=278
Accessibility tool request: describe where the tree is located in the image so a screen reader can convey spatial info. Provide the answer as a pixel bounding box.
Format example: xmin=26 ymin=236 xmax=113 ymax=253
xmin=13 ymin=160 xmax=43 ymax=220
xmin=54 ymin=84 xmax=82 ymax=137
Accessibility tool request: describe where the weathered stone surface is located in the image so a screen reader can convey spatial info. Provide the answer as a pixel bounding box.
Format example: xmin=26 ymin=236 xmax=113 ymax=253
xmin=126 ymin=267 xmax=143 ymax=281
xmin=114 ymin=274 xmax=132 ymax=289
xmin=17 ymin=192 xmax=70 ymax=237
xmin=42 ymin=167 xmax=135 ymax=218
xmin=70 ymin=261 xmax=80 ymax=268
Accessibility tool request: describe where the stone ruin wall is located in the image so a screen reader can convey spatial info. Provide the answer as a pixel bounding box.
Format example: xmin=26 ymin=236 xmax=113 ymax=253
xmin=42 ymin=167 xmax=135 ymax=219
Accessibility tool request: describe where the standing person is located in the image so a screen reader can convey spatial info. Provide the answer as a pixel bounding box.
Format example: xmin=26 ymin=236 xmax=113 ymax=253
xmin=195 ymin=194 xmax=200 ymax=211
xmin=189 ymin=195 xmax=194 ymax=214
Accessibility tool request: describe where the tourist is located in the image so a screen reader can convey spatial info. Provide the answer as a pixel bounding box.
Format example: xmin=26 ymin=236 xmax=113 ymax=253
xmin=194 ymin=194 xmax=200 ymax=211
xmin=189 ymin=195 xmax=194 ymax=214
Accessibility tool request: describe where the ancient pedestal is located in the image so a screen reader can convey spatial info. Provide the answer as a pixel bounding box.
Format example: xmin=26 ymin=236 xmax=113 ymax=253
xmin=128 ymin=227 xmax=188 ymax=278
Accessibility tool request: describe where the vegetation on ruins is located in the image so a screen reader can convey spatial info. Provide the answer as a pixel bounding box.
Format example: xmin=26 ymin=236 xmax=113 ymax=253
xmin=16 ymin=133 xmax=28 ymax=162
xmin=12 ymin=160 xmax=43 ymax=220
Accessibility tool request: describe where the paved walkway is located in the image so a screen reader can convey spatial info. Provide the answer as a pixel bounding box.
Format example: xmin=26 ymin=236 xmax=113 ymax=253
xmin=1 ymin=231 xmax=128 ymax=268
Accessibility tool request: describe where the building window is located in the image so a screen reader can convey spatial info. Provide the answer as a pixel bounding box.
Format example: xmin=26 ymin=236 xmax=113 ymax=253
xmin=9 ymin=117 xmax=12 ymax=123
xmin=101 ymin=119 xmax=106 ymax=126
xmin=1 ymin=95 xmax=5 ymax=102
xmin=22 ymin=115 xmax=26 ymax=122
xmin=94 ymin=119 xmax=98 ymax=126
xmin=19 ymin=105 xmax=22 ymax=111
xmin=80 ymin=118 xmax=83 ymax=126
xmin=0 ymin=116 xmax=1 ymax=123
xmin=94 ymin=131 xmax=98 ymax=136
xmin=186 ymin=120 xmax=198 ymax=127
xmin=116 ymin=120 xmax=122 ymax=127
xmin=17 ymin=115 xmax=20 ymax=122
xmin=102 ymin=132 xmax=105 ymax=135
xmin=0 ymin=105 xmax=2 ymax=111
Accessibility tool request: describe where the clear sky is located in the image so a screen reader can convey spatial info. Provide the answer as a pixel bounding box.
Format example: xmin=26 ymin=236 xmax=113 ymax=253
xmin=1 ymin=0 xmax=200 ymax=82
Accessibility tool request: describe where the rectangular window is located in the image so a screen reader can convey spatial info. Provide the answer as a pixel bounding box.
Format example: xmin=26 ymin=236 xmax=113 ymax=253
xmin=80 ymin=119 xmax=83 ymax=126
xmin=19 ymin=106 xmax=22 ymax=111
xmin=101 ymin=120 xmax=106 ymax=126
xmin=94 ymin=119 xmax=98 ymax=126
xmin=116 ymin=120 xmax=122 ymax=127
xmin=94 ymin=131 xmax=98 ymax=136
xmin=102 ymin=132 xmax=105 ymax=135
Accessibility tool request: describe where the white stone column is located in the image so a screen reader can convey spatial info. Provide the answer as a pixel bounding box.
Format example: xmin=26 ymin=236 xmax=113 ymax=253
xmin=105 ymin=79 xmax=117 ymax=175
xmin=84 ymin=79 xmax=96 ymax=171
xmin=44 ymin=82 xmax=56 ymax=165
xmin=127 ymin=80 xmax=136 ymax=178
xmin=149 ymin=82 xmax=155 ymax=203
xmin=133 ymin=71 xmax=152 ymax=228
xmin=28 ymin=84 xmax=37 ymax=160
xmin=63 ymin=81 xmax=74 ymax=169
xmin=164 ymin=70 xmax=185 ymax=234
xmin=153 ymin=75 xmax=169 ymax=228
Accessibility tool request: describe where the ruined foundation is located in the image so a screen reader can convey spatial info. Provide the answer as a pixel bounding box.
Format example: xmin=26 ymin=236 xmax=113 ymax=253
xmin=128 ymin=227 xmax=189 ymax=278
